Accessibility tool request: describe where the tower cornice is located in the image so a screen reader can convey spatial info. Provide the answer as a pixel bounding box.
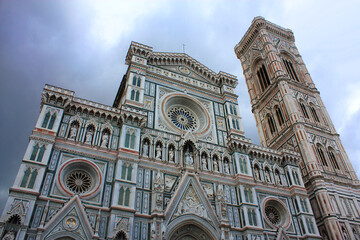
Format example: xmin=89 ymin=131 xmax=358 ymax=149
xmin=234 ymin=16 xmax=295 ymax=58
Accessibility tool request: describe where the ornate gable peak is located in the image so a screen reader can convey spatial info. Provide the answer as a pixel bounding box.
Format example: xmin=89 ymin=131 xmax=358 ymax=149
xmin=125 ymin=41 xmax=153 ymax=64
xmin=235 ymin=16 xmax=295 ymax=57
xmin=148 ymin=52 xmax=237 ymax=87
xmin=42 ymin=195 xmax=94 ymax=240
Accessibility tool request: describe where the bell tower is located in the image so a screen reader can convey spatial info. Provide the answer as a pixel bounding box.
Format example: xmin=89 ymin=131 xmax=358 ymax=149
xmin=235 ymin=17 xmax=360 ymax=239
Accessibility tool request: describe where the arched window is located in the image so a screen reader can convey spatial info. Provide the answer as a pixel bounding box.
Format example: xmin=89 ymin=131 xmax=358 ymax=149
xmin=135 ymin=91 xmax=140 ymax=101
xmin=293 ymin=169 xmax=300 ymax=185
xmin=282 ymin=58 xmax=299 ymax=81
xmin=132 ymin=76 xmax=137 ymax=85
xmin=130 ymin=133 xmax=136 ymax=149
xmin=310 ymin=105 xmax=320 ymax=123
xmin=299 ymin=101 xmax=310 ymax=119
xmin=266 ymin=114 xmax=276 ymax=135
xmin=48 ymin=113 xmax=56 ymax=129
xmin=118 ymin=186 xmax=131 ymax=207
xmin=327 ymin=147 xmax=340 ymax=170
xmin=316 ymin=144 xmax=328 ymax=167
xmin=42 ymin=112 xmax=50 ymax=128
xmin=230 ymin=105 xmax=234 ymax=114
xmin=20 ymin=168 xmax=38 ymax=189
xmin=244 ymin=187 xmax=253 ymax=203
xmin=248 ymin=208 xmax=257 ymax=226
xmin=30 ymin=144 xmax=45 ymax=162
xmin=239 ymin=156 xmax=248 ymax=174
xmin=130 ymin=90 xmax=135 ymax=100
xmin=137 ymin=77 xmax=141 ymax=87
xmin=125 ymin=132 xmax=130 ymax=148
xmin=256 ymin=64 xmax=271 ymax=92
xmin=274 ymin=106 xmax=285 ymax=126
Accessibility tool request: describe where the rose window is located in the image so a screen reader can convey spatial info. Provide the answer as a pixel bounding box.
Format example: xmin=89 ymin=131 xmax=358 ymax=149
xmin=167 ymin=107 xmax=197 ymax=131
xmin=65 ymin=170 xmax=92 ymax=194
xmin=265 ymin=206 xmax=281 ymax=225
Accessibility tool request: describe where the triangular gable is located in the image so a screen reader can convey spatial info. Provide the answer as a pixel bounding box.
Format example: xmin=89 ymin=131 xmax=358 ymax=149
xmin=164 ymin=172 xmax=219 ymax=228
xmin=42 ymin=195 xmax=94 ymax=240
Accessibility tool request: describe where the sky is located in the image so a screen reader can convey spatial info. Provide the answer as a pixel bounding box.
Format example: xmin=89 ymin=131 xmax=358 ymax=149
xmin=0 ymin=0 xmax=360 ymax=211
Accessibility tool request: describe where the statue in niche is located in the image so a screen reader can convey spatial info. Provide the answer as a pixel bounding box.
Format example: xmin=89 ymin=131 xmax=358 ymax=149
xmin=201 ymin=156 xmax=208 ymax=170
xmin=168 ymin=147 xmax=175 ymax=162
xmin=224 ymin=161 xmax=230 ymax=174
xmin=155 ymin=144 xmax=162 ymax=160
xmin=85 ymin=128 xmax=93 ymax=144
xmin=254 ymin=166 xmax=261 ymax=180
xmin=184 ymin=148 xmax=194 ymax=165
xmin=265 ymin=169 xmax=271 ymax=183
xmin=213 ymin=159 xmax=219 ymax=172
xmin=69 ymin=124 xmax=78 ymax=139
xmin=275 ymin=171 xmax=281 ymax=185
xmin=143 ymin=141 xmax=149 ymax=157
xmin=101 ymin=132 xmax=109 ymax=148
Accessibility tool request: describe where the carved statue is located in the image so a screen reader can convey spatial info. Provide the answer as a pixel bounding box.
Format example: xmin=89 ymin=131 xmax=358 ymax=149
xmin=155 ymin=145 xmax=162 ymax=160
xmin=69 ymin=125 xmax=78 ymax=139
xmin=275 ymin=171 xmax=281 ymax=185
xmin=153 ymin=171 xmax=164 ymax=211
xmin=213 ymin=160 xmax=219 ymax=172
xmin=224 ymin=161 xmax=230 ymax=174
xmin=254 ymin=167 xmax=260 ymax=180
xmin=202 ymin=156 xmax=207 ymax=170
xmin=143 ymin=141 xmax=149 ymax=157
xmin=101 ymin=132 xmax=109 ymax=148
xmin=265 ymin=170 xmax=271 ymax=183
xmin=185 ymin=149 xmax=194 ymax=165
xmin=169 ymin=148 xmax=174 ymax=162
xmin=85 ymin=129 xmax=93 ymax=144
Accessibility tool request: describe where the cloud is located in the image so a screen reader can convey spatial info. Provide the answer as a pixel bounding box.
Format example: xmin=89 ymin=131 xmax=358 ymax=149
xmin=0 ymin=0 xmax=359 ymax=212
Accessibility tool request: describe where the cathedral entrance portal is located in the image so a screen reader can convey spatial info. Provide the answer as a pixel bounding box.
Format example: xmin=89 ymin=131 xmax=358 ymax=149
xmin=168 ymin=224 xmax=214 ymax=240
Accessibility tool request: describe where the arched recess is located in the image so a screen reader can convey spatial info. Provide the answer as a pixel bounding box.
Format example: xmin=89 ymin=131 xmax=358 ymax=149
xmin=166 ymin=215 xmax=218 ymax=240
xmin=50 ymin=232 xmax=83 ymax=240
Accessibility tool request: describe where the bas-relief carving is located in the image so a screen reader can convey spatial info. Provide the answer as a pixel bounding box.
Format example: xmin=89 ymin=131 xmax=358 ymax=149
xmin=173 ymin=185 xmax=209 ymax=221
xmin=164 ymin=175 xmax=177 ymax=192
xmin=201 ymin=183 xmax=214 ymax=198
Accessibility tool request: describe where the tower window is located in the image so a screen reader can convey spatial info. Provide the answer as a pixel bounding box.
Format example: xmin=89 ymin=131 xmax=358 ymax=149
xmin=282 ymin=58 xmax=299 ymax=82
xmin=316 ymin=144 xmax=328 ymax=167
xmin=20 ymin=167 xmax=38 ymax=189
xmin=130 ymin=90 xmax=135 ymax=100
xmin=42 ymin=112 xmax=56 ymax=129
xmin=266 ymin=114 xmax=276 ymax=135
xmin=30 ymin=144 xmax=46 ymax=162
xmin=124 ymin=129 xmax=136 ymax=149
xmin=327 ymin=148 xmax=340 ymax=170
xmin=274 ymin=106 xmax=285 ymax=126
xmin=292 ymin=169 xmax=301 ymax=185
xmin=310 ymin=105 xmax=320 ymax=122
xmin=118 ymin=186 xmax=131 ymax=206
xmin=135 ymin=90 xmax=140 ymax=101
xmin=299 ymin=101 xmax=310 ymax=119
xmin=256 ymin=64 xmax=271 ymax=92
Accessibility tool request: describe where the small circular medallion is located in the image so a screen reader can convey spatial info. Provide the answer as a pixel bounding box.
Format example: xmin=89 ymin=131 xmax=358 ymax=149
xmin=178 ymin=66 xmax=191 ymax=75
xmin=63 ymin=216 xmax=79 ymax=231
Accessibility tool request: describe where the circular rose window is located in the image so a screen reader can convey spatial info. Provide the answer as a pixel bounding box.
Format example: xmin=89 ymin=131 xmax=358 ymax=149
xmin=167 ymin=106 xmax=197 ymax=131
xmin=265 ymin=206 xmax=281 ymax=225
xmin=65 ymin=170 xmax=92 ymax=194
xmin=262 ymin=198 xmax=291 ymax=229
xmin=57 ymin=159 xmax=102 ymax=198
xmin=161 ymin=93 xmax=210 ymax=135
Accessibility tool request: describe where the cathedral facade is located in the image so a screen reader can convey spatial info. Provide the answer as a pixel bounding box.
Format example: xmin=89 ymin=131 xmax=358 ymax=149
xmin=0 ymin=17 xmax=357 ymax=240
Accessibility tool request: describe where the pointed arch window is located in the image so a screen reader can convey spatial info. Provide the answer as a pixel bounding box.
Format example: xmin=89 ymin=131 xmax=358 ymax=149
xmin=121 ymin=163 xmax=133 ymax=181
xmin=135 ymin=91 xmax=140 ymax=101
xmin=293 ymin=169 xmax=301 ymax=185
xmin=274 ymin=106 xmax=285 ymax=126
xmin=256 ymin=64 xmax=271 ymax=92
xmin=310 ymin=105 xmax=320 ymax=123
xmin=282 ymin=58 xmax=299 ymax=82
xmin=42 ymin=112 xmax=57 ymax=129
xmin=42 ymin=112 xmax=50 ymax=128
xmin=118 ymin=186 xmax=131 ymax=207
xmin=299 ymin=101 xmax=310 ymax=119
xmin=266 ymin=114 xmax=276 ymax=135
xmin=137 ymin=77 xmax=141 ymax=87
xmin=30 ymin=144 xmax=45 ymax=162
xmin=327 ymin=147 xmax=340 ymax=170
xmin=124 ymin=129 xmax=136 ymax=149
xmin=248 ymin=208 xmax=257 ymax=226
xmin=239 ymin=156 xmax=248 ymax=174
xmin=130 ymin=90 xmax=135 ymax=100
xmin=20 ymin=168 xmax=38 ymax=189
xmin=244 ymin=187 xmax=253 ymax=203
xmin=316 ymin=144 xmax=328 ymax=167
xmin=132 ymin=76 xmax=137 ymax=85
